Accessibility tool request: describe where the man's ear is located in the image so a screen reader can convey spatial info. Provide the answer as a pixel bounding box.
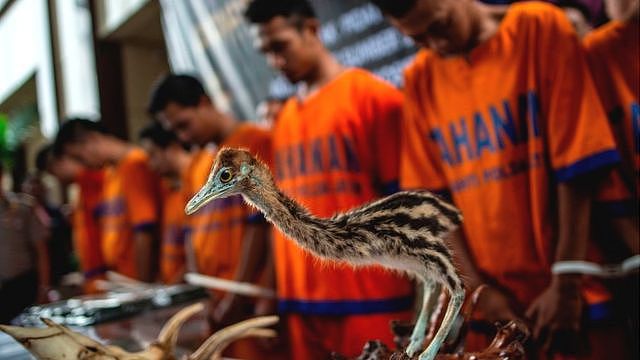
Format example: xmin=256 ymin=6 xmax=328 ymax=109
xmin=198 ymin=95 xmax=213 ymax=107
xmin=302 ymin=18 xmax=321 ymax=37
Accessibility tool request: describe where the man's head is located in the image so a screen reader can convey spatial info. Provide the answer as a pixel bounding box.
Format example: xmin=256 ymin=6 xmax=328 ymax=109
xmin=372 ymin=0 xmax=484 ymax=57
xmin=245 ymin=0 xmax=324 ymax=83
xmin=37 ymin=144 xmax=84 ymax=184
xmin=148 ymin=75 xmax=222 ymax=146
xmin=53 ymin=118 xmax=110 ymax=169
xmin=139 ymin=121 xmax=189 ymax=178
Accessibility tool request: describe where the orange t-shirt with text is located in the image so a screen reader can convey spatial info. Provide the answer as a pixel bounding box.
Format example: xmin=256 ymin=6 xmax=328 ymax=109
xmin=160 ymin=180 xmax=187 ymax=284
xmin=187 ymin=125 xmax=272 ymax=285
xmin=400 ymin=3 xmax=618 ymax=308
xmin=584 ymin=19 xmax=639 ymax=213
xmin=272 ymin=68 xmax=414 ymax=314
xmin=98 ymin=148 xmax=161 ymax=279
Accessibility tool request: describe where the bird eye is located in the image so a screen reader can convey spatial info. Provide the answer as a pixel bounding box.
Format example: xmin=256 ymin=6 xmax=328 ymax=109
xmin=219 ymin=169 xmax=233 ymax=183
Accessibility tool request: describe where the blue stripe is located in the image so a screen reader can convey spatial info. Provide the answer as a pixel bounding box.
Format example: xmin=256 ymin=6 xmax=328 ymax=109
xmin=594 ymin=199 xmax=637 ymax=218
xmin=381 ymin=180 xmax=400 ymax=196
xmin=278 ymin=295 xmax=414 ymax=315
xmin=555 ymin=150 xmax=620 ymax=182
xmin=133 ymin=221 xmax=157 ymax=232
xmin=587 ymin=301 xmax=612 ymax=323
xmin=84 ymin=266 xmax=109 ymax=279
xmin=247 ymin=213 xmax=267 ymax=224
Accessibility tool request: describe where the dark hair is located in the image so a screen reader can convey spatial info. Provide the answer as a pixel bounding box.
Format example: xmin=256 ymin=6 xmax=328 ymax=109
xmin=370 ymin=0 xmax=417 ymax=18
xmin=138 ymin=121 xmax=182 ymax=149
xmin=53 ymin=118 xmax=107 ymax=155
xmin=35 ymin=144 xmax=53 ymax=172
xmin=558 ymin=0 xmax=593 ymax=22
xmin=244 ymin=0 xmax=316 ymax=24
xmin=148 ymin=74 xmax=207 ymax=115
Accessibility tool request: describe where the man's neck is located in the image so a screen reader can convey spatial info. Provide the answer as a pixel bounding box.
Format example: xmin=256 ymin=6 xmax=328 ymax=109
xmin=211 ymin=114 xmax=238 ymax=145
xmin=104 ymin=137 xmax=132 ymax=165
xmin=299 ymin=51 xmax=345 ymax=100
xmin=464 ymin=2 xmax=504 ymax=57
xmin=175 ymin=151 xmax=193 ymax=178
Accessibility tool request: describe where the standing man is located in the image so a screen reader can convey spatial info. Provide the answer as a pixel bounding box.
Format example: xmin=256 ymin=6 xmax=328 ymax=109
xmin=372 ymin=0 xmax=626 ymax=357
xmin=45 ymin=149 xmax=106 ymax=293
xmin=54 ymin=118 xmax=161 ymax=282
xmin=139 ymin=122 xmax=192 ymax=284
xmin=0 ymin=161 xmax=50 ymax=322
xmin=148 ymin=74 xmax=274 ymax=359
xmin=245 ymin=1 xmax=414 ymax=358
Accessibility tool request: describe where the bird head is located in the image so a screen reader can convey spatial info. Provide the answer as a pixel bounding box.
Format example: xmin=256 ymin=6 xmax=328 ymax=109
xmin=185 ymin=148 xmax=266 ymax=215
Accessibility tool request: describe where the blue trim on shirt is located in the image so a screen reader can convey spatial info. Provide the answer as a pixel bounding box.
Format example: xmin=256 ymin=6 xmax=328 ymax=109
xmin=247 ymin=213 xmax=267 ymax=224
xmin=133 ymin=222 xmax=157 ymax=232
xmin=277 ymin=295 xmax=414 ymax=315
xmin=587 ymin=301 xmax=612 ymax=323
xmin=84 ymin=266 xmax=108 ymax=279
xmin=381 ymin=180 xmax=400 ymax=196
xmin=555 ymin=150 xmax=620 ymax=182
xmin=594 ymin=199 xmax=637 ymax=218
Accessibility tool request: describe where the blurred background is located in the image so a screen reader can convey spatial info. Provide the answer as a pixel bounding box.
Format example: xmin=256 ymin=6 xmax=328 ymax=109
xmin=0 ymin=0 xmax=607 ymax=191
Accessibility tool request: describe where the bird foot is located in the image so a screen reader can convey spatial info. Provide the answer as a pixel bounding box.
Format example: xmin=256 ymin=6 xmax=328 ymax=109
xmin=405 ymin=338 xmax=424 ymax=358
xmin=417 ymin=345 xmax=439 ymax=360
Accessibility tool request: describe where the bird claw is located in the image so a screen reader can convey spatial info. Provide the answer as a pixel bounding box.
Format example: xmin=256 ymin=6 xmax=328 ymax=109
xmin=405 ymin=338 xmax=423 ymax=357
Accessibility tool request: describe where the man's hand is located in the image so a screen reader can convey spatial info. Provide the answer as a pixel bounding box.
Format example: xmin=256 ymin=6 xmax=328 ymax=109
xmin=525 ymin=275 xmax=583 ymax=354
xmin=476 ymin=286 xmax=518 ymax=324
xmin=213 ymin=294 xmax=245 ymax=327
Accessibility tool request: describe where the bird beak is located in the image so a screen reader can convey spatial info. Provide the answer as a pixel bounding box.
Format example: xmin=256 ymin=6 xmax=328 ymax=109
xmin=185 ymin=182 xmax=223 ymax=215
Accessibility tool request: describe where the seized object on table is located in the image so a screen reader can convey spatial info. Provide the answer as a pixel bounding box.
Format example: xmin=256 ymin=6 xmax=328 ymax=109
xmin=334 ymin=285 xmax=530 ymax=360
xmin=184 ymin=272 xmax=276 ymax=298
xmin=0 ymin=302 xmax=278 ymax=360
xmin=16 ymin=283 xmax=207 ymax=327
xmin=185 ymin=148 xmax=466 ymax=360
xmin=332 ymin=320 xmax=529 ymax=360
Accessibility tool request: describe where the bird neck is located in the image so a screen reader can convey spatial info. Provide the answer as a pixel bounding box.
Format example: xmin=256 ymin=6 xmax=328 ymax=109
xmin=243 ymin=183 xmax=331 ymax=250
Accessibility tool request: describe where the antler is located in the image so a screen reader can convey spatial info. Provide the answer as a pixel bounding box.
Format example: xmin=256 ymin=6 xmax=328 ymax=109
xmin=188 ymin=315 xmax=279 ymax=360
xmin=0 ymin=302 xmax=206 ymax=360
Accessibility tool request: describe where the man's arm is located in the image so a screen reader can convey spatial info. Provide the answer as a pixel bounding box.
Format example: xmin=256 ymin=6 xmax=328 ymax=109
xmin=34 ymin=238 xmax=51 ymax=303
xmin=213 ymin=221 xmax=270 ymax=326
xmin=134 ymin=228 xmax=159 ymax=282
xmin=448 ymin=229 xmax=517 ymax=323
xmin=31 ymin=205 xmax=51 ymax=303
xmin=526 ymin=181 xmax=591 ymax=349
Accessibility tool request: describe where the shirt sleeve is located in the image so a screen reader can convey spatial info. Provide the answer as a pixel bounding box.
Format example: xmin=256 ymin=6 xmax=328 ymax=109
xmin=359 ymin=73 xmax=404 ymax=195
xmin=399 ymin=66 xmax=449 ymax=195
xmin=538 ymin=9 xmax=620 ymax=182
xmin=122 ymin=159 xmax=160 ymax=232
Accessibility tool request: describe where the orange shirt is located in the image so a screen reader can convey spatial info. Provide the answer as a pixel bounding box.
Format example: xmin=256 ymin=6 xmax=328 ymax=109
xmin=187 ymin=125 xmax=271 ymax=284
xmin=584 ymin=19 xmax=639 ymax=213
xmin=400 ymin=3 xmax=618 ymax=308
xmin=73 ymin=169 xmax=106 ymax=292
xmin=159 ymin=180 xmax=187 ymax=284
xmin=97 ymin=148 xmax=161 ymax=279
xmin=272 ymin=68 xmax=414 ymax=315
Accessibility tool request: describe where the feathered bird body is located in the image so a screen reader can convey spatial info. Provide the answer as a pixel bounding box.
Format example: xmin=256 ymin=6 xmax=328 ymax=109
xmin=186 ymin=148 xmax=466 ymax=360
xmin=250 ymin=187 xmax=464 ymax=293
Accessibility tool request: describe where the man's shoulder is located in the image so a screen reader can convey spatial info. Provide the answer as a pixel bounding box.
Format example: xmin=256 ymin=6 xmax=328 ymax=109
xmin=583 ymin=21 xmax=624 ymax=52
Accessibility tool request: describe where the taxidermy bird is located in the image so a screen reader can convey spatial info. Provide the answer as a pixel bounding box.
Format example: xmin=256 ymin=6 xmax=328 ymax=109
xmin=185 ymin=148 xmax=465 ymax=360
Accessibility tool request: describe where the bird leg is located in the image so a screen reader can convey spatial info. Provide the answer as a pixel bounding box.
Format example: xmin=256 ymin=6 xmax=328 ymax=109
xmin=406 ymin=278 xmax=439 ymax=356
xmin=419 ymin=290 xmax=465 ymax=360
